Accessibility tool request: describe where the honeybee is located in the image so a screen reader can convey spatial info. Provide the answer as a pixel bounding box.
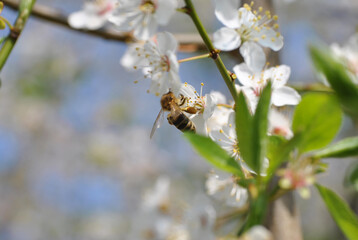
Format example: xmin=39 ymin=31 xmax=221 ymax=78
xmin=150 ymin=91 xmax=197 ymax=138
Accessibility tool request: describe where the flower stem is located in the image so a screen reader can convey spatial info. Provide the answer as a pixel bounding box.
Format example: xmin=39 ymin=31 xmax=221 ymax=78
xmin=178 ymin=53 xmax=211 ymax=63
xmin=0 ymin=0 xmax=36 ymax=72
xmin=0 ymin=16 xmax=13 ymax=29
xmin=184 ymin=0 xmax=238 ymax=101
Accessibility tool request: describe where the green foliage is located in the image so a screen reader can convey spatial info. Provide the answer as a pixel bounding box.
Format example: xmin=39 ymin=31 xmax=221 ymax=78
xmin=184 ymin=133 xmax=245 ymax=179
xmin=344 ymin=162 xmax=358 ymax=191
xmin=310 ymin=46 xmax=358 ymax=120
xmin=0 ymin=19 xmax=5 ymax=30
xmin=292 ymin=93 xmax=342 ymax=153
xmin=313 ymin=136 xmax=358 ymax=159
xmin=265 ymin=134 xmax=302 ymax=179
xmin=316 ymin=184 xmax=358 ymax=239
xmin=235 ymin=82 xmax=271 ymax=174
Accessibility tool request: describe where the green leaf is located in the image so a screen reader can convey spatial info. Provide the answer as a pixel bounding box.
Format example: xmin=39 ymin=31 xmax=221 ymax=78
xmin=236 ymin=83 xmax=271 ymax=173
xmin=310 ymin=46 xmax=358 ymax=120
xmin=184 ymin=133 xmax=244 ymax=178
xmin=313 ymin=136 xmax=358 ymax=158
xmin=292 ymin=93 xmax=342 ymax=153
xmin=344 ymin=162 xmax=358 ymax=191
xmin=316 ymin=184 xmax=358 ymax=239
xmin=265 ymin=134 xmax=302 ymax=179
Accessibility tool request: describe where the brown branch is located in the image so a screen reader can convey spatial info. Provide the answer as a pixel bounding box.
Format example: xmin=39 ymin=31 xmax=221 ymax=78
xmin=2 ymin=0 xmax=206 ymax=52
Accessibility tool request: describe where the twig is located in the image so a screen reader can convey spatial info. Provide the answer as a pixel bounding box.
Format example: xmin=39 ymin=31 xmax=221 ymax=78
xmin=0 ymin=0 xmax=36 ymax=71
xmin=2 ymin=0 xmax=206 ymax=52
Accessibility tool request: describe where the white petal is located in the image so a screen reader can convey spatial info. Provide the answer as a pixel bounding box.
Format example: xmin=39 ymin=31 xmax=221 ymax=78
xmin=203 ymin=94 xmax=216 ymax=120
xmin=238 ymin=7 xmax=257 ymax=28
xmin=179 ymin=83 xmax=196 ymax=99
xmin=271 ymin=65 xmax=291 ymax=88
xmin=240 ymin=41 xmax=266 ymax=73
xmin=156 ymin=32 xmax=178 ymax=54
xmin=156 ymin=0 xmax=177 ymax=25
xmin=233 ymin=63 xmax=255 ymax=87
xmin=241 ymin=86 xmax=258 ymax=113
xmin=109 ymin=10 xmax=142 ymax=32
xmin=133 ymin=14 xmax=158 ymax=40
xmin=120 ymin=43 xmax=145 ymax=70
xmin=68 ymin=11 xmax=88 ymax=29
xmin=272 ymin=86 xmax=301 ymax=107
xmin=256 ymin=27 xmax=284 ymax=51
xmin=213 ymin=27 xmax=241 ymax=51
xmin=191 ymin=115 xmax=208 ymax=136
xmin=214 ymin=0 xmax=241 ymax=28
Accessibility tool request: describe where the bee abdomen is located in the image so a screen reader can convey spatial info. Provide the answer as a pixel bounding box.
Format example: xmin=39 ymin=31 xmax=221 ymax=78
xmin=169 ymin=113 xmax=196 ymax=133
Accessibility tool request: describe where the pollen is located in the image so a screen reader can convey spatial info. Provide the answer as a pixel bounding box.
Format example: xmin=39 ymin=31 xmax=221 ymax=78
xmin=229 ymin=124 xmax=232 ymax=127
xmin=274 ymin=23 xmax=279 ymax=29
xmin=258 ymin=7 xmax=263 ymax=12
xmin=220 ymin=129 xmax=224 ymax=133
xmin=201 ymin=82 xmax=204 ymax=86
xmin=261 ymin=35 xmax=266 ymax=39
xmin=271 ymin=37 xmax=276 ymax=42
xmin=155 ymin=92 xmax=160 ymax=96
xmin=133 ymin=66 xmax=137 ymax=69
xmin=134 ymin=80 xmax=138 ymax=84
xmin=276 ymin=32 xmax=281 ymax=37
xmin=273 ymin=15 xmax=279 ymax=21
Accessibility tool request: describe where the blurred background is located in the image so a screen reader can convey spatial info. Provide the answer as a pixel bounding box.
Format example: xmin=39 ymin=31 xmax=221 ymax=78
xmin=0 ymin=0 xmax=357 ymax=239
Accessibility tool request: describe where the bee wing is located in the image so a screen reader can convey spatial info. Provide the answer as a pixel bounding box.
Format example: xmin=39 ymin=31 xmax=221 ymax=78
xmin=150 ymin=108 xmax=164 ymax=139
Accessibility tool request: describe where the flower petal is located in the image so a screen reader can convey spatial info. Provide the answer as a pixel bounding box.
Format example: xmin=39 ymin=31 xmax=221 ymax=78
xmin=271 ymin=65 xmax=291 ymax=88
xmin=240 ymin=41 xmax=266 ymax=73
xmin=214 ymin=0 xmax=241 ymax=28
xmin=256 ymin=27 xmax=284 ymax=51
xmin=68 ymin=11 xmax=88 ymax=29
xmin=272 ymin=86 xmax=301 ymax=107
xmin=133 ymin=14 xmax=158 ymax=40
xmin=156 ymin=0 xmax=177 ymax=25
xmin=156 ymin=32 xmax=178 ymax=55
xmin=233 ymin=63 xmax=255 ymax=87
xmin=213 ymin=27 xmax=241 ymax=51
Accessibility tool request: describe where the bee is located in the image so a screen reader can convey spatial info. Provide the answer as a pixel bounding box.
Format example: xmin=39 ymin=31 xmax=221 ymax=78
xmin=150 ymin=91 xmax=197 ymax=138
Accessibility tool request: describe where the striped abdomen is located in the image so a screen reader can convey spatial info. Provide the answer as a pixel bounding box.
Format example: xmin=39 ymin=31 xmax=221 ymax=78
xmin=167 ymin=113 xmax=196 ymax=133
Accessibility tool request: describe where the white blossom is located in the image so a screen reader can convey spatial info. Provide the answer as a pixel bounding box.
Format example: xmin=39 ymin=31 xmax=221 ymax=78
xmin=234 ymin=63 xmax=301 ymax=113
xmin=330 ymin=32 xmax=358 ymax=84
xmin=268 ymin=108 xmax=293 ymax=139
xmin=68 ymin=0 xmax=116 ymax=30
xmin=121 ymin=32 xmax=181 ymax=96
xmin=142 ymin=176 xmax=170 ymax=212
xmin=213 ymin=3 xmax=283 ymax=72
xmin=109 ymin=0 xmax=178 ymax=40
xmin=178 ymin=83 xmax=218 ymax=135
xmin=206 ymin=170 xmax=248 ymax=208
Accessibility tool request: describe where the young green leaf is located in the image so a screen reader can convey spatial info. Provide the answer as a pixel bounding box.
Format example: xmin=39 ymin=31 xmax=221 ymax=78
xmin=316 ymin=184 xmax=358 ymax=239
xmin=235 ymin=83 xmax=271 ymax=174
xmin=313 ymin=136 xmax=358 ymax=159
xmin=310 ymin=46 xmax=358 ymax=120
xmin=184 ymin=133 xmax=244 ymax=178
xmin=344 ymin=162 xmax=358 ymax=191
xmin=292 ymin=93 xmax=342 ymax=153
xmin=265 ymin=134 xmax=302 ymax=179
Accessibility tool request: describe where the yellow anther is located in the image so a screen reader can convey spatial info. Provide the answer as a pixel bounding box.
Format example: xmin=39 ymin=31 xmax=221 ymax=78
xmin=135 ymin=47 xmax=140 ymax=51
xmin=253 ymin=10 xmax=257 ymax=14
xmin=276 ymin=32 xmax=281 ymax=37
xmin=220 ymin=129 xmax=224 ymax=133
xmin=134 ymin=80 xmax=138 ymax=84
xmin=271 ymin=37 xmax=276 ymax=42
xmin=146 ymin=90 xmax=150 ymax=93
xmin=133 ymin=66 xmax=137 ymax=69
xmin=201 ymin=82 xmax=204 ymax=86
xmin=229 ymin=124 xmax=232 ymax=127
xmin=253 ymin=37 xmax=259 ymax=42
xmin=257 ymin=15 xmax=262 ymax=20
xmin=274 ymin=23 xmax=279 ymax=29
xmin=265 ymin=10 xmax=270 ymax=16
xmin=155 ymin=92 xmax=160 ymax=96
xmin=250 ymin=1 xmax=254 ymax=7
xmin=258 ymin=7 xmax=263 ymax=12
xmin=261 ymin=35 xmax=266 ymax=39
xmin=273 ymin=15 xmax=279 ymax=21
xmin=254 ymin=26 xmax=261 ymax=31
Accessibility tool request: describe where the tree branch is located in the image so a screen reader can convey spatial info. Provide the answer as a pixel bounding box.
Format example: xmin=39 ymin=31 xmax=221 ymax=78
xmin=2 ymin=0 xmax=206 ymax=52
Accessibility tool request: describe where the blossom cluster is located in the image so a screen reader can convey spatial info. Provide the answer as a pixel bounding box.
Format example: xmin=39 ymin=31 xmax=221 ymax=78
xmin=67 ymin=0 xmax=315 ymax=238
